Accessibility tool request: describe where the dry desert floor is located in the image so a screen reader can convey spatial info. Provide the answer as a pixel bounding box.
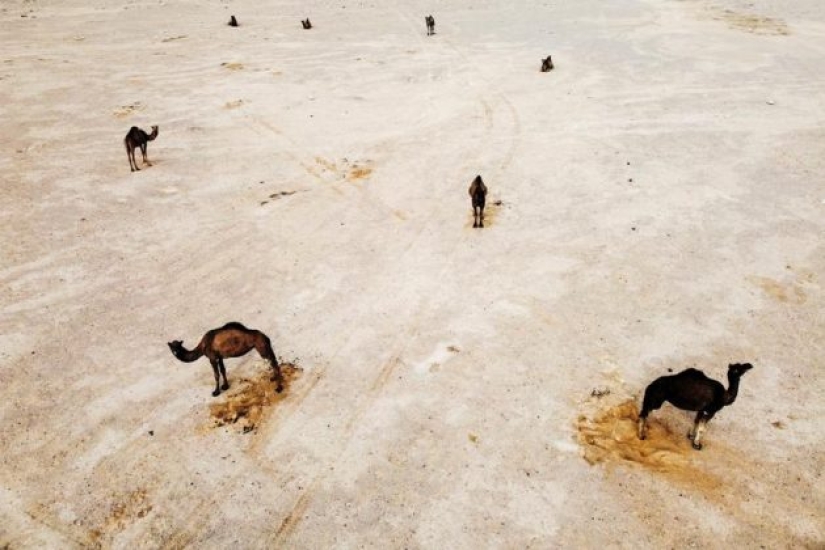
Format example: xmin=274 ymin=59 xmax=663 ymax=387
xmin=1 ymin=0 xmax=825 ymax=548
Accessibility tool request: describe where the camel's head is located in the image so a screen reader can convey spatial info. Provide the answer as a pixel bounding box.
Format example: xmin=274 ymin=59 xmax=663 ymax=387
xmin=167 ymin=340 xmax=183 ymax=357
xmin=728 ymin=363 xmax=753 ymax=377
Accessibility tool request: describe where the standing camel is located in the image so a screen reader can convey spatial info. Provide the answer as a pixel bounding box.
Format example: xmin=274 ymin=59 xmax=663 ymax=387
xmin=468 ymin=175 xmax=487 ymax=228
xmin=638 ymin=363 xmax=753 ymax=449
xmin=425 ymin=15 xmax=435 ymax=36
xmin=124 ymin=125 xmax=159 ymax=172
xmin=167 ymin=322 xmax=284 ymax=397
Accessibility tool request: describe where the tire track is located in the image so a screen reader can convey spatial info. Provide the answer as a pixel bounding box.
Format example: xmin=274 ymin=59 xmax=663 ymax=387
xmin=267 ymin=227 xmax=463 ymax=544
xmin=248 ymin=368 xmax=324 ymax=455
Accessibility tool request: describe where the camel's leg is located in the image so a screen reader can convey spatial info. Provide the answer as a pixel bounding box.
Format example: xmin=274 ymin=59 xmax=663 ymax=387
xmin=479 ymin=204 xmax=485 ymax=228
xmin=210 ymin=359 xmax=222 ymax=397
xmin=691 ymin=419 xmax=707 ymax=450
xmin=128 ymin=148 xmax=138 ymax=172
xmin=688 ymin=411 xmax=702 ymax=441
xmin=141 ymin=143 xmax=152 ymax=166
xmin=638 ymin=383 xmax=666 ymax=440
xmin=473 ymin=206 xmax=478 ymax=228
xmin=691 ymin=411 xmax=714 ymax=450
xmin=218 ymin=359 xmax=229 ymax=391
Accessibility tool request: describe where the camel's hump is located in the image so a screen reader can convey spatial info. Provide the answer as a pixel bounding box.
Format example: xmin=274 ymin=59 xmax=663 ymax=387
xmin=219 ymin=321 xmax=249 ymax=331
xmin=672 ymin=367 xmax=711 ymax=380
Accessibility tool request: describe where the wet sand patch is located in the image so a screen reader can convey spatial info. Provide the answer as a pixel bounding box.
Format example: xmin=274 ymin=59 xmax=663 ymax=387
xmin=314 ymin=157 xmax=374 ymax=182
xmin=577 ymin=399 xmax=722 ymax=492
xmin=348 ymin=164 xmax=373 ymax=181
xmin=749 ymin=276 xmax=806 ymax=304
xmin=113 ymin=102 xmax=144 ymax=119
xmin=208 ymin=363 xmax=302 ymax=433
xmin=709 ymin=8 xmax=790 ymax=35
xmin=89 ymin=488 xmax=152 ymax=543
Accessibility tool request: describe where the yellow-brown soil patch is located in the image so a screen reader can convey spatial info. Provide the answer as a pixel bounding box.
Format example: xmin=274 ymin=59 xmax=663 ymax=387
xmin=711 ymin=9 xmax=790 ymax=35
xmin=209 ymin=363 xmax=302 ymax=432
xmin=749 ymin=276 xmax=807 ymax=304
xmin=577 ymin=399 xmax=722 ymax=492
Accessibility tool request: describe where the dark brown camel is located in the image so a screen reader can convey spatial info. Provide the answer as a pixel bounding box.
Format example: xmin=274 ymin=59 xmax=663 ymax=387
xmin=124 ymin=125 xmax=158 ymax=172
xmin=468 ymin=175 xmax=487 ymax=228
xmin=638 ymin=363 xmax=753 ymax=450
xmin=167 ymin=322 xmax=283 ymax=397
xmin=541 ymin=55 xmax=554 ymax=72
xmin=425 ymin=15 xmax=435 ymax=36
xmin=228 ymin=15 xmax=239 ymax=27
xmin=301 ymin=18 xmax=312 ymax=29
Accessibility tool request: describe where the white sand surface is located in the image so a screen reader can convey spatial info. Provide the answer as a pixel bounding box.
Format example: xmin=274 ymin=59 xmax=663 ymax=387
xmin=2 ymin=0 xmax=824 ymax=547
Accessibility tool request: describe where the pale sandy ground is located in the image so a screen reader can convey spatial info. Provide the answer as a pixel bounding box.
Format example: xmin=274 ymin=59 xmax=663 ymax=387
xmin=1 ymin=0 xmax=824 ymax=547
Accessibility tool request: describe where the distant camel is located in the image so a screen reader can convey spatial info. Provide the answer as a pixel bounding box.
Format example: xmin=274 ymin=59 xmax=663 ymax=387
xmin=541 ymin=55 xmax=554 ymax=72
xmin=468 ymin=175 xmax=487 ymax=228
xmin=124 ymin=125 xmax=158 ymax=172
xmin=425 ymin=15 xmax=435 ymax=36
xmin=228 ymin=15 xmax=238 ymax=27
xmin=168 ymin=322 xmax=284 ymax=397
xmin=638 ymin=363 xmax=753 ymax=450
xmin=302 ymin=18 xmax=312 ymax=29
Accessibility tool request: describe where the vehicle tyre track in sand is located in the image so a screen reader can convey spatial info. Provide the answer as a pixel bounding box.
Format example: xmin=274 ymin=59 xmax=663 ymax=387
xmin=247 ymin=368 xmax=324 ymax=455
xmin=267 ymin=187 xmax=467 ymax=546
xmin=437 ymin=31 xmax=523 ymax=182
xmin=156 ymin=368 xmax=325 ymax=548
xmin=202 ymin=12 xmax=513 ymax=541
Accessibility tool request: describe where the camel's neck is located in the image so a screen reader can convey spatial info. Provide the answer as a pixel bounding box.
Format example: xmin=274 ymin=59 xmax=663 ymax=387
xmin=175 ymin=343 xmax=203 ymax=363
xmin=148 ymin=129 xmax=158 ymax=141
xmin=723 ymin=373 xmax=742 ymax=406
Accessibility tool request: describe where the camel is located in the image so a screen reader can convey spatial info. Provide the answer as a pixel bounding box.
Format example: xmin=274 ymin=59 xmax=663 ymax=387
xmin=124 ymin=125 xmax=158 ymax=172
xmin=228 ymin=15 xmax=238 ymax=27
xmin=638 ymin=363 xmax=753 ymax=450
xmin=468 ymin=175 xmax=487 ymax=228
xmin=301 ymin=18 xmax=312 ymax=29
xmin=167 ymin=322 xmax=283 ymax=397
xmin=541 ymin=55 xmax=554 ymax=72
xmin=425 ymin=15 xmax=435 ymax=36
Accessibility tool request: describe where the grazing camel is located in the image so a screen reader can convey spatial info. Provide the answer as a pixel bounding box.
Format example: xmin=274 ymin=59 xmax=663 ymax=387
xmin=638 ymin=363 xmax=753 ymax=450
xmin=167 ymin=322 xmax=283 ymax=397
xmin=228 ymin=15 xmax=239 ymax=27
xmin=124 ymin=125 xmax=158 ymax=172
xmin=301 ymin=18 xmax=312 ymax=29
xmin=541 ymin=55 xmax=554 ymax=72
xmin=425 ymin=15 xmax=435 ymax=36
xmin=468 ymin=175 xmax=487 ymax=228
